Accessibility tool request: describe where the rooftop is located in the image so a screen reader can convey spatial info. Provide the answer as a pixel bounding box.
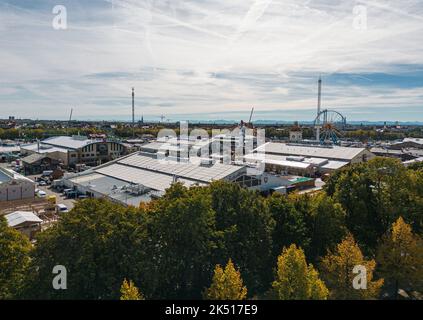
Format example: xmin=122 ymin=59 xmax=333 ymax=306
xmin=41 ymin=135 xmax=98 ymax=150
xmin=5 ymin=211 xmax=42 ymax=228
xmin=255 ymin=142 xmax=367 ymax=161
xmin=0 ymin=167 xmax=34 ymax=184
xmin=66 ymin=153 xmax=246 ymax=204
xmin=21 ymin=153 xmax=48 ymax=164
xmin=116 ymin=153 xmax=244 ymax=183
xmin=403 ymin=138 xmax=423 ymax=145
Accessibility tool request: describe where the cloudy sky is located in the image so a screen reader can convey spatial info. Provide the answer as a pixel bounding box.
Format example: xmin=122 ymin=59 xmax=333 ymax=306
xmin=1 ymin=0 xmax=423 ymax=122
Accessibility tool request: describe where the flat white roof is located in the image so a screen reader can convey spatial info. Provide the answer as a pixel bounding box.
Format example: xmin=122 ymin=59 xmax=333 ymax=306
xmin=255 ymin=142 xmax=367 ymax=161
xmin=5 ymin=211 xmax=42 ymax=227
xmin=42 ymin=136 xmax=94 ymax=150
xmin=0 ymin=146 xmax=20 ymax=153
xmin=21 ymin=143 xmax=69 ymax=154
xmin=403 ymin=138 xmax=423 ymax=145
xmin=95 ymin=164 xmax=203 ymax=191
xmin=69 ymin=153 xmax=246 ymax=193
xmin=403 ymin=157 xmax=423 ymax=165
xmin=117 ymin=153 xmax=244 ymax=182
xmin=0 ymin=167 xmax=34 ymax=184
xmin=321 ymin=160 xmax=349 ymax=170
xmin=244 ymin=153 xmax=313 ymax=169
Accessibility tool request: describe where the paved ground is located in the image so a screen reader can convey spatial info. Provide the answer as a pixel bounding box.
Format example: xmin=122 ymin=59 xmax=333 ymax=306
xmin=38 ymin=184 xmax=76 ymax=210
xmin=1 ymin=164 xmax=76 ymax=210
xmin=27 ymin=174 xmax=76 ymax=211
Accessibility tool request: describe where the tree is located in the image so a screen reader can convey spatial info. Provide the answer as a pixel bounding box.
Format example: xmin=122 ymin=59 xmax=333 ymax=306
xmin=209 ymin=181 xmax=275 ymax=295
xmin=325 ymin=157 xmax=422 ymax=252
xmin=320 ymin=234 xmax=383 ymax=299
xmin=204 ymin=259 xmax=247 ymax=300
xmin=145 ymin=183 xmax=218 ymax=299
xmin=22 ymin=199 xmax=149 ymax=299
xmin=0 ymin=216 xmax=32 ymax=299
xmin=120 ymin=279 xmax=144 ymax=300
xmin=376 ymin=217 xmax=423 ymax=298
xmin=272 ymin=244 xmax=328 ymax=300
xmin=267 ymin=193 xmax=309 ymax=260
xmin=309 ymin=193 xmax=347 ymax=261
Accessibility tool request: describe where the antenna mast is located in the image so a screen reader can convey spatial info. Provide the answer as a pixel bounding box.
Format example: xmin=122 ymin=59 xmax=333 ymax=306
xmin=132 ymin=87 xmax=135 ymax=138
xmin=316 ymin=76 xmax=322 ymax=142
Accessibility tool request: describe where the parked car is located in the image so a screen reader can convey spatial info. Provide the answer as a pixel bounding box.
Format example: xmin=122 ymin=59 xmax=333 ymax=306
xmin=38 ymin=180 xmax=47 ymax=186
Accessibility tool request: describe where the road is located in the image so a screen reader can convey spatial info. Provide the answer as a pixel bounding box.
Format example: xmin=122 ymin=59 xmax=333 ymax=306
xmin=27 ymin=174 xmax=76 ymax=211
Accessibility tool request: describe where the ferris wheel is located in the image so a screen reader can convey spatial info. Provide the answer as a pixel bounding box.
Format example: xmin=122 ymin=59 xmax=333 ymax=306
xmin=314 ymin=109 xmax=346 ymax=144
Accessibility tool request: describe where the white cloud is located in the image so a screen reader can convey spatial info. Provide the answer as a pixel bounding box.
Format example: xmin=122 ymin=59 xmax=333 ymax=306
xmin=0 ymin=0 xmax=422 ymax=121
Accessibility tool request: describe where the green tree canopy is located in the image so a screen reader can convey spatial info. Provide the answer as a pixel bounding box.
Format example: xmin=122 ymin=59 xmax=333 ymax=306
xmin=325 ymin=157 xmax=422 ymax=252
xmin=0 ymin=216 xmax=32 ymax=299
xmin=23 ymin=199 xmax=149 ymax=299
xmin=209 ymin=181 xmax=275 ymax=295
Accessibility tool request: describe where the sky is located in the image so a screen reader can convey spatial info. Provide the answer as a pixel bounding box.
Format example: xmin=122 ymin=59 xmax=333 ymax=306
xmin=0 ymin=0 xmax=423 ymax=122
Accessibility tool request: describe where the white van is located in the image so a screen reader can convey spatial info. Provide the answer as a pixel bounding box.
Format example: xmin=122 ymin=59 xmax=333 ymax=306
xmin=56 ymin=204 xmax=69 ymax=213
xmin=37 ymin=190 xmax=47 ymax=198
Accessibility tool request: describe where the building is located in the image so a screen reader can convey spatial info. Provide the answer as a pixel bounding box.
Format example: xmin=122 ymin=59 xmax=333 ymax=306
xmin=62 ymin=151 xmax=302 ymax=206
xmin=403 ymin=157 xmax=423 ymax=167
xmin=21 ymin=154 xmax=62 ymax=175
xmin=5 ymin=211 xmax=42 ymax=239
xmin=289 ymin=122 xmax=303 ymax=142
xmin=390 ymin=138 xmax=423 ymax=150
xmin=370 ymin=147 xmax=417 ymax=161
xmin=140 ymin=132 xmax=258 ymax=164
xmin=0 ymin=167 xmax=35 ymax=202
xmin=21 ymin=135 xmax=129 ymax=167
xmin=246 ymin=142 xmax=375 ymax=176
xmin=0 ymin=141 xmax=21 ymax=162
xmin=370 ymin=138 xmax=423 ymax=161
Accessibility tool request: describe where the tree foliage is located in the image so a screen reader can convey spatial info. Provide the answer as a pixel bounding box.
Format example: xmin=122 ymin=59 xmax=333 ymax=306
xmin=204 ymin=259 xmax=247 ymax=300
xmin=272 ymin=244 xmax=328 ymax=300
xmin=0 ymin=217 xmax=32 ymax=299
xmin=144 ymin=183 xmax=217 ymax=299
xmin=320 ymin=234 xmax=384 ymax=299
xmin=376 ymin=217 xmax=423 ymax=297
xmin=325 ymin=157 xmax=423 ymax=253
xmin=209 ymin=181 xmax=275 ymax=295
xmin=22 ymin=199 xmax=149 ymax=299
xmin=1 ymin=154 xmax=420 ymax=300
xmin=120 ymin=279 xmax=144 ymax=300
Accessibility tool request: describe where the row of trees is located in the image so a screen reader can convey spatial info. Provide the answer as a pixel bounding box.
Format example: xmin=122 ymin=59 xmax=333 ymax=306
xmin=0 ymin=158 xmax=422 ymax=299
xmin=120 ymin=218 xmax=421 ymax=301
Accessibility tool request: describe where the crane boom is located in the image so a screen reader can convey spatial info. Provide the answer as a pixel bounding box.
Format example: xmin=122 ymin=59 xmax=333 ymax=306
xmin=248 ymin=107 xmax=254 ymax=124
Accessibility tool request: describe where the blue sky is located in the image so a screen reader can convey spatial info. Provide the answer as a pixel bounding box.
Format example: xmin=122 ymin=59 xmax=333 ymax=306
xmin=0 ymin=0 xmax=423 ymax=122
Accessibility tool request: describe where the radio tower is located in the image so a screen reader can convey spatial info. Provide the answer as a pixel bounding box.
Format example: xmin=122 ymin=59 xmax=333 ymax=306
xmin=316 ymin=76 xmax=322 ymax=142
xmin=132 ymin=87 xmax=135 ymax=138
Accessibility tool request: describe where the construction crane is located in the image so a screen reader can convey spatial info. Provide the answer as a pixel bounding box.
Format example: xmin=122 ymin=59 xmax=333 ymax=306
xmin=67 ymin=108 xmax=73 ymax=134
xmin=248 ymin=107 xmax=254 ymax=125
